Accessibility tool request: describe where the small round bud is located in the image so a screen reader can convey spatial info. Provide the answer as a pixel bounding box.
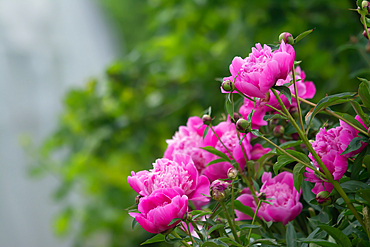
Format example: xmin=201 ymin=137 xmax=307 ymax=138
xmin=221 ymin=80 xmax=234 ymax=92
xmin=210 ymin=180 xmax=230 ymax=201
xmin=258 ymin=192 xmax=267 ymax=201
xmin=363 ymin=1 xmax=370 ymax=13
xmin=273 ymin=125 xmax=285 ymax=138
xmin=316 ymin=191 xmax=332 ymax=206
xmin=232 ymin=112 xmax=241 ymax=123
xmin=227 ymin=167 xmax=238 ymax=179
xmin=236 ymin=118 xmax=251 ymax=133
xmin=202 ymin=114 xmax=212 ymax=125
xmin=279 ymin=32 xmax=294 ymax=45
xmin=184 ymin=212 xmax=192 ymax=221
xmin=135 ymin=195 xmax=143 ymax=204
xmin=363 ymin=28 xmax=370 ymax=40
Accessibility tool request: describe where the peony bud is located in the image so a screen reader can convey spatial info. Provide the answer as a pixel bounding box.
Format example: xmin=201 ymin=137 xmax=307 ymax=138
xmin=232 ymin=112 xmax=241 ymax=123
xmin=363 ymin=1 xmax=370 ymax=13
xmin=258 ymin=192 xmax=267 ymax=201
xmin=363 ymin=28 xmax=370 ymax=40
xmin=227 ymin=167 xmax=238 ymax=179
xmin=202 ymin=114 xmax=212 ymax=125
xmin=236 ymin=118 xmax=251 ymax=133
xmin=279 ymin=32 xmax=294 ymax=45
xmin=273 ymin=125 xmax=285 ymax=138
xmin=316 ymin=191 xmax=332 ymax=206
xmin=135 ymin=195 xmax=143 ymax=204
xmin=221 ymin=80 xmax=234 ymax=92
xmin=210 ymin=180 xmax=230 ymax=201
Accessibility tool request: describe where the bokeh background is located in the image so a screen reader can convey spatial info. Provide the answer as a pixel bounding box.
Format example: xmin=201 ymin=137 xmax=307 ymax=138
xmin=1 ymin=0 xmax=369 ymax=246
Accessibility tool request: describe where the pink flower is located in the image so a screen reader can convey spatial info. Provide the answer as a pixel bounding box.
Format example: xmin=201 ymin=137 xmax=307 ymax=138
xmin=223 ymin=41 xmax=295 ymax=98
xmin=202 ymin=120 xmax=270 ymax=181
xmin=304 ymin=117 xmax=366 ymax=194
xmin=239 ymin=66 xmax=316 ymax=129
xmin=127 ymin=154 xmax=210 ymax=206
xmin=235 ymin=172 xmax=302 ymax=225
xmin=129 ymin=188 xmax=188 ymax=234
xmin=164 ymin=116 xmax=207 ymax=174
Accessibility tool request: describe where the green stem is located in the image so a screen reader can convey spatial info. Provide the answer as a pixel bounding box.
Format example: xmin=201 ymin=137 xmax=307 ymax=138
xmin=190 ymin=221 xmax=203 ymax=241
xmin=220 ymin=201 xmax=241 ymax=244
xmin=272 ymin=88 xmax=367 ymax=231
xmin=231 ymin=179 xmax=236 ymax=225
xmin=292 ymin=65 xmax=305 ymax=132
xmin=186 ymin=221 xmax=195 ymax=246
xmin=209 ymin=125 xmax=235 ymax=160
xmin=247 ymin=200 xmax=262 ymax=244
xmin=171 ymin=231 xmax=192 ymax=247
xmin=362 ymin=14 xmax=370 ymax=46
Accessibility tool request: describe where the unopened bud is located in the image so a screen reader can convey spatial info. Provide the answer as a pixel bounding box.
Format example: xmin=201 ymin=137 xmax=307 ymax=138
xmin=258 ymin=192 xmax=267 ymax=201
xmin=210 ymin=180 xmax=230 ymax=201
xmin=363 ymin=1 xmax=370 ymax=13
xmin=363 ymin=28 xmax=370 ymax=40
xmin=135 ymin=195 xmax=143 ymax=204
xmin=227 ymin=167 xmax=238 ymax=179
xmin=279 ymin=32 xmax=294 ymax=45
xmin=185 ymin=212 xmax=192 ymax=221
xmin=221 ymin=80 xmax=234 ymax=92
xmin=202 ymin=114 xmax=212 ymax=125
xmin=273 ymin=125 xmax=285 ymax=138
xmin=232 ymin=112 xmax=241 ymax=123
xmin=316 ymin=191 xmax=332 ymax=206
xmin=236 ymin=118 xmax=251 ymax=133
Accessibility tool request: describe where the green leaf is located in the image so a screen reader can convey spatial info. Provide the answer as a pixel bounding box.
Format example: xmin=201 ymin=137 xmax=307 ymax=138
xmin=167 ymin=218 xmax=182 ymax=226
xmin=234 ymin=200 xmax=255 ymax=218
xmin=206 ymin=158 xmax=226 ymax=167
xmin=294 ymin=60 xmax=302 ymax=66
xmin=357 ymin=189 xmax=370 ymax=204
xmin=217 ymin=237 xmax=243 ymax=247
xmin=226 ymin=93 xmax=234 ymax=120
xmin=334 ymin=112 xmax=368 ymax=132
xmin=341 ymin=137 xmax=362 ymax=155
xmin=202 ymin=242 xmax=220 ymax=247
xmin=340 ymin=180 xmax=370 ymax=193
xmin=358 ymin=0 xmax=363 ymax=7
xmin=349 ymin=100 xmax=370 ymax=127
xmin=286 ymin=222 xmax=297 ymax=247
xmin=263 ymin=114 xmax=288 ymax=121
xmin=204 ymin=239 xmax=228 ymax=247
xmin=301 ymin=228 xmax=321 ymax=247
xmin=207 ymin=224 xmax=224 ymax=235
xmin=293 ymin=163 xmax=305 ymax=193
xmin=200 ymin=146 xmax=231 ymax=162
xmin=257 ymin=153 xmax=275 ymax=166
xmin=251 ymin=130 xmax=262 ymax=137
xmin=239 ymin=133 xmax=247 ymax=145
xmin=141 ymin=234 xmax=165 ymax=245
xmin=248 ymin=238 xmax=281 ymax=246
xmin=239 ymin=224 xmax=261 ymax=230
xmin=247 ymin=110 xmax=254 ymax=122
xmin=274 ymin=155 xmax=295 ymax=174
xmin=297 ymin=238 xmax=338 ymax=247
xmin=132 ymin=218 xmax=138 ymax=230
xmin=318 ymin=225 xmax=352 ymax=247
xmin=351 ymin=146 xmax=369 ymax=180
xmin=286 ymin=150 xmax=310 ymax=163
xmin=203 ymin=126 xmax=209 ymax=141
xmin=279 ymin=140 xmax=303 ymax=150
xmin=273 ymin=85 xmax=292 ymax=104
xmin=359 ymin=81 xmax=370 ymax=110
xmin=305 ymin=92 xmax=356 ymax=128
xmin=294 ymin=28 xmax=315 ymax=44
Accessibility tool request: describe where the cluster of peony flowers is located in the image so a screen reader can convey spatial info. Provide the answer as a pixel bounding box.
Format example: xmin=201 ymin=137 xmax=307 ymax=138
xmin=305 ymin=116 xmax=367 ymax=194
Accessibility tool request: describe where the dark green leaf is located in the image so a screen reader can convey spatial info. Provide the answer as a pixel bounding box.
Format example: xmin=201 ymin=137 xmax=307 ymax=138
xmin=334 ymin=112 xmax=367 ymax=132
xmin=141 ymin=234 xmax=165 ymax=245
xmin=293 ymin=163 xmax=305 ymax=193
xmin=357 ymin=189 xmax=370 ymax=204
xmin=341 ymin=137 xmax=362 ymax=155
xmin=263 ymin=114 xmax=288 ymax=121
xmin=248 ymin=238 xmax=281 ymax=246
xmin=340 ymin=180 xmax=370 ymax=193
xmin=207 ymin=224 xmax=224 ymax=235
xmin=274 ymin=155 xmax=295 ymax=174
xmin=297 ymin=238 xmax=338 ymax=247
xmin=301 ymin=228 xmax=321 ymax=247
xmin=203 ymin=126 xmax=209 ymax=141
xmin=239 ymin=133 xmax=247 ymax=145
xmin=217 ymin=237 xmax=243 ymax=247
xmin=318 ymin=225 xmax=352 ymax=247
xmin=226 ymin=94 xmax=234 ymax=120
xmin=349 ymin=100 xmax=370 ymax=127
xmin=286 ymin=222 xmax=297 ymax=247
xmin=286 ymin=150 xmax=310 ymax=163
xmin=247 ymin=110 xmax=254 ymax=122
xmin=167 ymin=218 xmax=182 ymax=226
xmin=251 ymin=130 xmax=262 ymax=137
xmin=200 ymin=146 xmax=231 ymax=162
xmin=359 ymin=81 xmax=370 ymax=109
xmin=294 ymin=28 xmax=315 ymax=44
xmin=351 ymin=146 xmax=369 ymax=180
xmin=131 ymin=218 xmax=138 ymax=230
xmin=294 ymin=60 xmax=302 ymax=65
xmin=202 ymin=242 xmax=220 ymax=247
xmin=273 ymin=85 xmax=292 ymax=104
xmin=239 ymin=224 xmax=261 ymax=230
xmin=234 ymin=200 xmax=255 ymax=218
xmin=206 ymin=158 xmax=226 ymax=167
xmin=279 ymin=140 xmax=303 ymax=150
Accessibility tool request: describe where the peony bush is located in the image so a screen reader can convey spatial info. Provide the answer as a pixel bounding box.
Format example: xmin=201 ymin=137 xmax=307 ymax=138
xmin=127 ymin=2 xmax=370 ymax=246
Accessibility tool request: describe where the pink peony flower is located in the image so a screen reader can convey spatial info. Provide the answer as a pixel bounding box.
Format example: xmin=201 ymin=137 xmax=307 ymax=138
xmin=235 ymin=172 xmax=302 ymax=225
xmin=129 ymin=188 xmax=188 ymax=234
xmin=304 ymin=117 xmax=366 ymax=194
xmin=164 ymin=116 xmax=207 ymax=174
xmin=223 ymin=41 xmax=295 ymax=98
xmin=239 ymin=66 xmax=316 ymax=129
xmin=202 ymin=120 xmax=270 ymax=181
xmin=127 ymin=154 xmax=210 ymax=206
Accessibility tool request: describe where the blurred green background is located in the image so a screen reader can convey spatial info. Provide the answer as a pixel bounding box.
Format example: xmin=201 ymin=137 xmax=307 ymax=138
xmin=29 ymin=0 xmax=370 ymax=246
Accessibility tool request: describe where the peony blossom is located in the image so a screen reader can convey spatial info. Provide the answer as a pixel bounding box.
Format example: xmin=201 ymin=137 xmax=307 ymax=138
xmin=223 ymin=41 xmax=295 ymax=98
xmin=239 ymin=66 xmax=316 ymax=129
xmin=127 ymin=154 xmax=210 ymax=206
xmin=304 ymin=117 xmax=366 ymax=194
xmin=235 ymin=172 xmax=302 ymax=225
xmin=129 ymin=188 xmax=188 ymax=234
xmin=164 ymin=116 xmax=207 ymax=174
xmin=202 ymin=120 xmax=270 ymax=181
